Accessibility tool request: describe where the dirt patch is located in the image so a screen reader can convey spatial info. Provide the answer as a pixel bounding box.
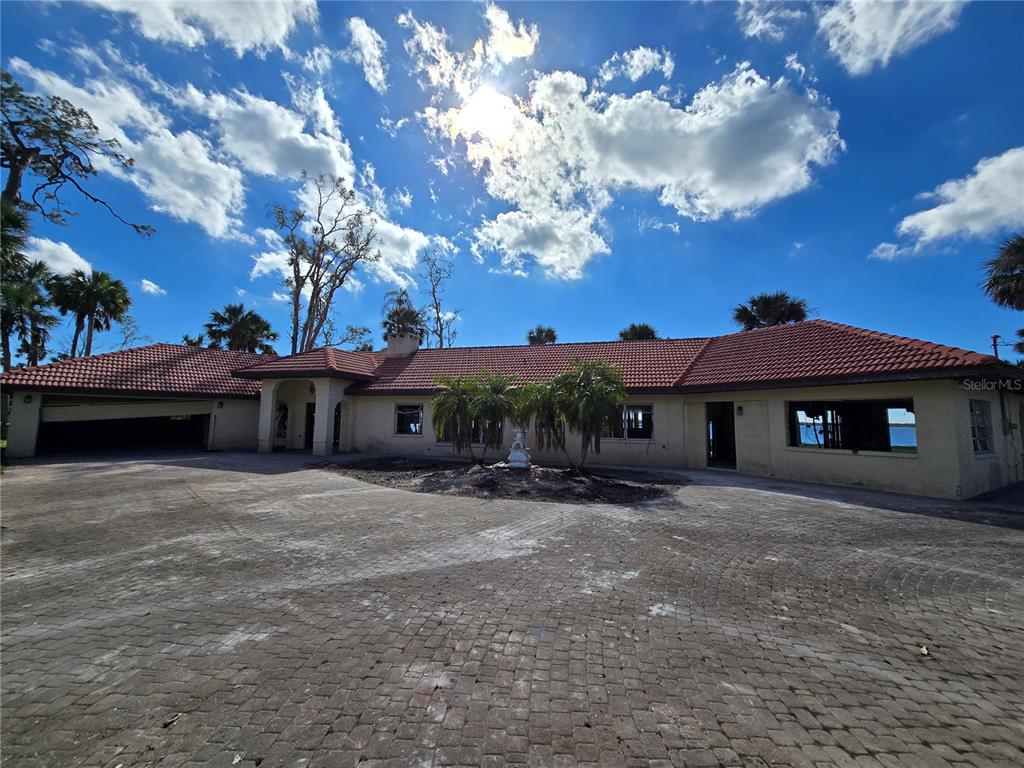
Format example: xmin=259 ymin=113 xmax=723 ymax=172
xmin=324 ymin=456 xmax=684 ymax=505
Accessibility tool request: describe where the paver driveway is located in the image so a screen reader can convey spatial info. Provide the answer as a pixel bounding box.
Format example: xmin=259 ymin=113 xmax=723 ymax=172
xmin=2 ymin=452 xmax=1022 ymax=768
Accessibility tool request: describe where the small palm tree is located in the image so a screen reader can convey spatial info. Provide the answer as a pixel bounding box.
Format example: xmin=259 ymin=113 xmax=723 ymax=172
xmin=432 ymin=375 xmax=481 ymax=461
xmin=470 ymin=371 xmax=519 ymax=461
xmin=182 ymin=333 xmax=207 ymax=347
xmin=554 ymin=359 xmax=626 ymax=469
xmin=381 ymin=289 xmax=427 ymax=340
xmin=80 ymin=271 xmax=132 ymax=356
xmin=526 ymin=325 xmax=557 ymax=345
xmin=733 ymin=291 xmax=809 ymax=331
xmin=983 ymin=233 xmax=1024 ymax=311
xmin=49 ymin=269 xmax=88 ymax=357
xmin=205 ymin=303 xmax=278 ymax=354
xmin=515 ymin=379 xmax=571 ymax=462
xmin=618 ymin=323 xmax=657 ymax=341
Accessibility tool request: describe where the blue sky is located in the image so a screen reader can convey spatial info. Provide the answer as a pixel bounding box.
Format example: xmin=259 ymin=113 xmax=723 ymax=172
xmin=2 ymin=0 xmax=1022 ymax=359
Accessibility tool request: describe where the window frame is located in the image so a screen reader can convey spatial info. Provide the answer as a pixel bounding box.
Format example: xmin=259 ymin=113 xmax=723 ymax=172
xmin=603 ymin=403 xmax=655 ymax=441
xmin=394 ymin=404 xmax=424 ymax=436
xmin=969 ymin=399 xmax=993 ymax=455
xmin=786 ymin=398 xmax=917 ymax=455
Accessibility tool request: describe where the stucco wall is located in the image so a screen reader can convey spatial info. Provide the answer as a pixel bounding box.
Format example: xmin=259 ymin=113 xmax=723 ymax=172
xmin=208 ymin=399 xmax=260 ymax=451
xmin=949 ymin=382 xmax=1024 ymax=498
xmin=344 ymin=379 xmax=1019 ymax=498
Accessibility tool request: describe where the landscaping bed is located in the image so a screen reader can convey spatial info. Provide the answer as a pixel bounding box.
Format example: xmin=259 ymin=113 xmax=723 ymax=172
xmin=325 ymin=456 xmax=684 ymax=504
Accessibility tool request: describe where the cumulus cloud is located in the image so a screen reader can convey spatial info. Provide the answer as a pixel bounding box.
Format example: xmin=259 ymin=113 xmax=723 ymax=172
xmin=343 ymin=17 xmax=389 ymax=93
xmin=8 ymin=57 xmax=246 ymax=239
xmin=140 ymin=279 xmax=167 ymax=296
xmin=301 ymin=44 xmax=333 ymax=76
xmin=85 ymin=0 xmax=317 ymax=57
xmin=871 ymin=147 xmax=1024 ymax=258
xmin=597 ymin=46 xmax=675 ymax=84
xmin=24 ymin=237 xmax=92 ymax=274
xmin=425 ymin=63 xmax=843 ymax=278
xmin=735 ymin=0 xmax=806 ymax=41
xmin=399 ymin=3 xmax=538 ymax=99
xmin=817 ymin=0 xmax=965 ymax=75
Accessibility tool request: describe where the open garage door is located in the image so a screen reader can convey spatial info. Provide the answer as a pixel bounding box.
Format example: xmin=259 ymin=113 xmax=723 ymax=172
xmin=36 ymin=414 xmax=209 ymax=455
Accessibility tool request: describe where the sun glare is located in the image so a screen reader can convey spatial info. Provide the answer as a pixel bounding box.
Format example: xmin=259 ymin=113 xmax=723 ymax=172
xmin=451 ymin=85 xmax=519 ymax=147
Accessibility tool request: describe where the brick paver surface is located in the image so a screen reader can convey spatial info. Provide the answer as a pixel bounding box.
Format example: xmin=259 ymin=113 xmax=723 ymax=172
xmin=2 ymin=452 xmax=1022 ymax=768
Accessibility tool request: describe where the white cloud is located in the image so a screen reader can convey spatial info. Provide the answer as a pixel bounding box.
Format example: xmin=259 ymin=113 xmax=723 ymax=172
xmin=140 ymin=279 xmax=167 ymax=296
xmin=8 ymin=57 xmax=246 ymax=240
xmin=426 ymin=63 xmax=843 ymax=278
xmin=392 ymin=187 xmax=413 ymax=210
xmin=343 ymin=17 xmax=389 ymax=93
xmin=481 ymin=2 xmax=539 ymax=69
xmin=24 ymin=237 xmax=92 ymax=274
xmin=399 ymin=4 xmax=538 ymax=99
xmin=784 ymin=53 xmax=808 ymax=81
xmin=598 ymin=46 xmax=675 ymax=84
xmin=817 ymin=0 xmax=966 ymax=76
xmin=868 ymin=242 xmax=909 ymax=261
xmin=177 ymin=83 xmax=355 ymax=183
xmin=302 ymin=44 xmax=333 ymax=76
xmin=736 ymin=0 xmax=806 ymax=41
xmin=891 ymin=147 xmax=1024 ymax=249
xmin=85 ymin=0 xmax=317 ymax=57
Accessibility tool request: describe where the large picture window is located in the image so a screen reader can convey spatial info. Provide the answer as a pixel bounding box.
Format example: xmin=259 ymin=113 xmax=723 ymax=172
xmin=787 ymin=399 xmax=916 ymax=453
xmin=969 ymin=399 xmax=992 ymax=454
xmin=604 ymin=404 xmax=654 ymax=440
xmin=395 ymin=404 xmax=423 ymax=435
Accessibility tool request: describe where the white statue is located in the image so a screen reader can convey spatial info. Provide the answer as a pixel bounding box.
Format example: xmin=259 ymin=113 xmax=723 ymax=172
xmin=507 ymin=429 xmax=531 ymax=469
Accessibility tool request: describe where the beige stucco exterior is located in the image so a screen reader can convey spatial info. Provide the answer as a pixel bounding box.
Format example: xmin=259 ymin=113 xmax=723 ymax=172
xmin=336 ymin=378 xmax=1023 ymax=499
xmin=2 ymin=391 xmax=259 ymax=458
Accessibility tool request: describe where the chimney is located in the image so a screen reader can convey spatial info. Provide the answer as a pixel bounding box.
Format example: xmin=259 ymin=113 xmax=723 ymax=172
xmin=384 ymin=332 xmax=420 ymax=358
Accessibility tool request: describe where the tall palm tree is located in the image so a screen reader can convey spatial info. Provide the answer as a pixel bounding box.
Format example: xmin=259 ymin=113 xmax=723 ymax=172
xmin=1 ymin=201 xmax=30 ymax=275
xmin=204 ymin=304 xmax=278 ymax=354
xmin=618 ymin=323 xmax=658 ymax=341
xmin=553 ymin=359 xmax=625 ymax=469
xmin=983 ymin=233 xmax=1024 ymax=311
xmin=526 ymin=325 xmax=557 ymax=345
xmin=733 ymin=291 xmax=809 ymax=331
xmin=431 ymin=374 xmax=482 ymax=460
xmin=49 ymin=269 xmax=88 ymax=357
xmin=1 ymin=260 xmax=57 ymax=369
xmin=79 ymin=271 xmax=131 ymax=356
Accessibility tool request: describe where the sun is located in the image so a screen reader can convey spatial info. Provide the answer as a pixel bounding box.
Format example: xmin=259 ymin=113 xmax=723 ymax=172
xmin=449 ymin=85 xmax=520 ymax=147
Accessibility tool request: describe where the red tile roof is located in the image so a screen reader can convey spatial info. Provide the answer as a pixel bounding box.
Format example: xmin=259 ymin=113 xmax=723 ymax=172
xmin=676 ymin=320 xmax=998 ymax=391
xmin=354 ymin=339 xmax=709 ymax=393
xmin=1 ymin=321 xmax=1005 ymax=400
xmin=233 ymin=347 xmax=379 ymax=381
xmin=0 ymin=344 xmax=264 ymax=399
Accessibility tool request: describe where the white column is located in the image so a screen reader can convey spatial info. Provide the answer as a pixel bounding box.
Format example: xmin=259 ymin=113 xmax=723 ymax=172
xmin=256 ymin=380 xmax=280 ymax=453
xmin=5 ymin=391 xmax=42 ymax=458
xmin=311 ymin=378 xmax=347 ymax=457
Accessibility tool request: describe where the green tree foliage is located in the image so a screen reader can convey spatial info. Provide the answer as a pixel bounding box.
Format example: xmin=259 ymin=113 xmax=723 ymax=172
xmin=431 ymin=375 xmax=481 ymax=460
xmin=470 ymin=371 xmax=518 ymax=458
xmin=733 ymin=291 xmax=809 ymax=331
xmin=1 ymin=69 xmax=152 ymax=235
xmin=553 ymin=360 xmax=626 ymax=468
xmin=1 ymin=259 xmax=57 ymax=369
xmin=526 ymin=324 xmax=557 ymax=345
xmin=49 ymin=269 xmax=131 ymax=357
xmin=204 ymin=304 xmax=278 ymax=354
xmin=984 ymin=233 xmax=1024 ymax=311
xmin=1 ymin=201 xmax=30 ymax=275
xmin=618 ymin=322 xmax=658 ymax=340
xmin=514 ymin=379 xmax=570 ymax=460
xmin=381 ymin=288 xmax=427 ymax=341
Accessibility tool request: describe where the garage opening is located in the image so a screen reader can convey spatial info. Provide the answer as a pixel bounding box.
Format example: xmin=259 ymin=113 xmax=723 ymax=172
xmin=37 ymin=414 xmax=210 ymax=455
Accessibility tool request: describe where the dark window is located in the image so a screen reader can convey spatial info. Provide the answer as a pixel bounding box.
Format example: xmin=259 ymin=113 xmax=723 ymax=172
xmin=787 ymin=399 xmax=916 ymax=453
xmin=969 ymin=400 xmax=992 ymax=454
xmin=396 ymin=404 xmax=423 ymax=435
xmin=604 ymin=405 xmax=654 ymax=440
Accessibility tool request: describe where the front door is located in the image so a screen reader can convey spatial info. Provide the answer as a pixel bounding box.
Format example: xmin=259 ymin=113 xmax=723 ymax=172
xmin=304 ymin=403 xmax=316 ymax=451
xmin=706 ymin=402 xmax=737 ymax=469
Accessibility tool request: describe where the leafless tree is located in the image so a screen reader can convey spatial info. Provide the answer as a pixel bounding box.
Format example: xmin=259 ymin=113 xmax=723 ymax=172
xmin=419 ymin=248 xmax=459 ymax=348
xmin=268 ymin=173 xmax=380 ymax=354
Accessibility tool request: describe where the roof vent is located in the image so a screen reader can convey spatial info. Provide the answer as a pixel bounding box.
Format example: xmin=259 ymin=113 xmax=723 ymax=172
xmin=384 ymin=332 xmax=419 ymax=358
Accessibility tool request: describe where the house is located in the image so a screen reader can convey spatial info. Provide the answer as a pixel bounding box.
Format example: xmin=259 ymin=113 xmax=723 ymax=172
xmin=2 ymin=320 xmax=1022 ymax=499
